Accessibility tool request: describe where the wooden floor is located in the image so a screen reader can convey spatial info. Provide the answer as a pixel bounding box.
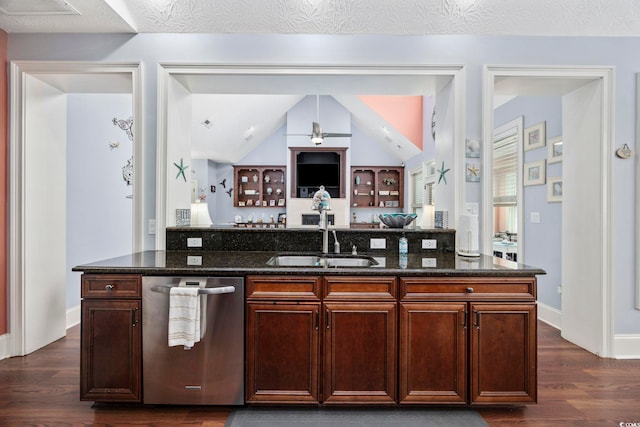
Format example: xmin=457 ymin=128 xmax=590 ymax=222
xmin=0 ymin=321 xmax=638 ymax=426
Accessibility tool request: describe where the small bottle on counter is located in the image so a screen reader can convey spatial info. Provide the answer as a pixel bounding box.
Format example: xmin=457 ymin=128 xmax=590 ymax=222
xmin=399 ymin=234 xmax=408 ymax=269
xmin=399 ymin=234 xmax=408 ymax=256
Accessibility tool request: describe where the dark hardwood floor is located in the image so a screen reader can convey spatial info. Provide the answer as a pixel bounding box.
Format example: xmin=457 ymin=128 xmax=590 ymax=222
xmin=0 ymin=321 xmax=638 ymax=426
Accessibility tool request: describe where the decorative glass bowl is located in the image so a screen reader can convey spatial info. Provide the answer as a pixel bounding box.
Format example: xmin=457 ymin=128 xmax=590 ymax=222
xmin=378 ymin=213 xmax=417 ymax=228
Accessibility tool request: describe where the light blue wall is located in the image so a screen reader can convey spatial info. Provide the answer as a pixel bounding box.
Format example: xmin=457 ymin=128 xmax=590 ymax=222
xmin=495 ymin=96 xmax=563 ymax=311
xmin=66 ymin=94 xmax=133 ymax=309
xmin=9 ymin=33 xmax=639 ymax=333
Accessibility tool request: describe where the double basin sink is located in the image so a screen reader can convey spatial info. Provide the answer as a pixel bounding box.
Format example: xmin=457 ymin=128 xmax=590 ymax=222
xmin=266 ymin=253 xmax=379 ymax=268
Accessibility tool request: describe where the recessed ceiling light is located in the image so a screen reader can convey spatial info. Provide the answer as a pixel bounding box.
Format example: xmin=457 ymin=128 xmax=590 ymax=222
xmin=0 ymin=0 xmax=79 ymax=15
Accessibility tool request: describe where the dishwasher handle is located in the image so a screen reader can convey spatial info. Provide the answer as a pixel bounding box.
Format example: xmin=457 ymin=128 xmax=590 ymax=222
xmin=150 ymin=284 xmax=236 ymax=295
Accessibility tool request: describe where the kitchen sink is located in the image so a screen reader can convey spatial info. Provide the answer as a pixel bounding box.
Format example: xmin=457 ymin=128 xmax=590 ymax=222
xmin=266 ymin=254 xmax=378 ymax=268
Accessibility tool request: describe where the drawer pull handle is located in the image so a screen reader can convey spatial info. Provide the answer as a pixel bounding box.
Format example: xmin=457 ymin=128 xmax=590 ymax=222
xmin=466 ymin=287 xmax=474 ymax=293
xmin=105 ymin=284 xmax=115 ymax=291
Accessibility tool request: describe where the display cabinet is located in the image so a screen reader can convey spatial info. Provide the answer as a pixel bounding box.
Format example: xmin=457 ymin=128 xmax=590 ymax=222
xmin=351 ymin=166 xmax=404 ymax=209
xmin=234 ymin=166 xmax=286 ymax=208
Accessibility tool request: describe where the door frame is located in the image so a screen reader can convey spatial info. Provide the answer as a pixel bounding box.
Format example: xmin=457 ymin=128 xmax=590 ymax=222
xmin=8 ymin=61 xmax=145 ymax=356
xmin=155 ymin=64 xmax=466 ymax=249
xmin=482 ymin=65 xmax=614 ymax=357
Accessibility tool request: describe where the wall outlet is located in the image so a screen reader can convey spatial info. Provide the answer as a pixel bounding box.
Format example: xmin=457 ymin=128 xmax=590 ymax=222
xmin=187 ymin=256 xmax=202 ymax=266
xmin=422 ymin=239 xmax=437 ymax=249
xmin=422 ymin=258 xmax=437 ymax=268
xmin=370 ymin=238 xmax=386 ymax=249
xmin=187 ymin=237 xmax=203 ymax=248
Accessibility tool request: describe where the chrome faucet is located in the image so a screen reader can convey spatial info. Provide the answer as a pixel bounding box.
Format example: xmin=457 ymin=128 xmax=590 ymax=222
xmin=311 ymin=186 xmax=333 ymax=254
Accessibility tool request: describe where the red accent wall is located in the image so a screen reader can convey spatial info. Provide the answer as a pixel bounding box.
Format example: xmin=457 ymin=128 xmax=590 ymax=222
xmin=359 ymin=95 xmax=424 ymax=150
xmin=0 ymin=30 xmax=7 ymax=335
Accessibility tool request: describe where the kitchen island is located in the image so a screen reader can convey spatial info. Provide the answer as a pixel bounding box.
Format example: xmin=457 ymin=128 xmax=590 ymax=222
xmin=74 ymin=227 xmax=544 ymax=407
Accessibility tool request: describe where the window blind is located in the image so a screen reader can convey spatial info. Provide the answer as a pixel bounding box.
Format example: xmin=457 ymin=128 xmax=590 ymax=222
xmin=493 ymin=134 xmax=518 ymax=206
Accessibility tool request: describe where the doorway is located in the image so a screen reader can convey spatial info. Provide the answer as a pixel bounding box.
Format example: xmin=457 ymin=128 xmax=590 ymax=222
xmin=482 ymin=66 xmax=614 ymax=357
xmin=8 ymin=62 xmax=144 ymax=356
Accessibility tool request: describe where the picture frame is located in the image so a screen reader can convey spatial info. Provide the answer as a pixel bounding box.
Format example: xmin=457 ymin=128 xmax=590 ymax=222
xmin=425 ymin=159 xmax=437 ymax=178
xmin=277 ymin=198 xmax=285 ymax=206
xmin=524 ymin=121 xmax=546 ymax=151
xmin=465 ymin=138 xmax=481 ymax=158
xmin=269 ymin=199 xmax=276 ymax=207
xmin=547 ymin=176 xmax=563 ymax=202
xmin=465 ymin=161 xmax=480 ymax=182
xmin=524 ymin=160 xmax=546 ymax=186
xmin=548 ymin=136 xmax=563 ymax=164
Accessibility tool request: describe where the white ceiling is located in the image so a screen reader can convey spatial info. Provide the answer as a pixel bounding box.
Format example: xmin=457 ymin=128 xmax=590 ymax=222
xmin=0 ymin=0 xmax=639 ymax=36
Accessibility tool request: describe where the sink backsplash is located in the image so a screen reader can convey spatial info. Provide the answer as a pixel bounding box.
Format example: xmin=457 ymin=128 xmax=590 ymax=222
xmin=166 ymin=227 xmax=456 ymax=254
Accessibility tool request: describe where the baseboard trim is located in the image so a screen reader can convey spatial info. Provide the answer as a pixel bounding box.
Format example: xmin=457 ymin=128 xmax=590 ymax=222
xmin=537 ymin=302 xmax=562 ymax=330
xmin=66 ymin=304 xmax=81 ymax=329
xmin=613 ymin=334 xmax=640 ymax=359
xmin=0 ymin=333 xmax=8 ymax=361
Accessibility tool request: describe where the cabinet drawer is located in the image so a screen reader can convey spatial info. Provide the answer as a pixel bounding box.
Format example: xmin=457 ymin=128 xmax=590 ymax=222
xmin=81 ymin=274 xmax=141 ymax=299
xmin=400 ymin=277 xmax=536 ymax=301
xmin=324 ymin=276 xmax=397 ymax=300
xmin=247 ymin=275 xmax=321 ymax=300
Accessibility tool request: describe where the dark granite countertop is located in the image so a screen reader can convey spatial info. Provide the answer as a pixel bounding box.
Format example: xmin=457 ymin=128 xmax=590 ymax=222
xmin=72 ymin=250 xmax=545 ymax=277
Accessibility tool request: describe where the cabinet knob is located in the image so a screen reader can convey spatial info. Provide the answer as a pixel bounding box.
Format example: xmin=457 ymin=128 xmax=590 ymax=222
xmin=105 ymin=284 xmax=115 ymax=291
xmin=466 ymin=287 xmax=474 ymax=293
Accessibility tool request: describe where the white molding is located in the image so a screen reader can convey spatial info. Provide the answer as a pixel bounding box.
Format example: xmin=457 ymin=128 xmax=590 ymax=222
xmin=156 ymin=63 xmax=467 ymax=249
xmin=0 ymin=334 xmax=9 ymax=361
xmin=537 ymin=302 xmax=562 ymax=330
xmin=482 ymin=65 xmax=614 ymax=357
xmin=9 ymin=61 xmax=144 ymax=356
xmin=66 ymin=305 xmax=81 ymax=329
xmin=613 ymin=334 xmax=640 ymax=359
xmin=636 ymin=73 xmax=640 ymax=310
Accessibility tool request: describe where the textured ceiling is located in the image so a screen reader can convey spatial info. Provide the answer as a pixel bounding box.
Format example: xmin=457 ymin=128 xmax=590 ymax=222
xmin=1 ymin=0 xmax=640 ymax=35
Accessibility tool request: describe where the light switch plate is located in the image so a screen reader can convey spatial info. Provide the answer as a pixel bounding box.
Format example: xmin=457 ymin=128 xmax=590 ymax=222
xmin=148 ymin=219 xmax=156 ymax=235
xmin=187 ymin=237 xmax=203 ymax=248
xmin=530 ymin=212 xmax=541 ymax=223
xmin=422 ymin=239 xmax=437 ymax=249
xmin=370 ymin=238 xmax=386 ymax=249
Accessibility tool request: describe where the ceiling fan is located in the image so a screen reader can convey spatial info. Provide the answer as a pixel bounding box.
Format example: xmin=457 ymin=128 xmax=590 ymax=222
xmin=289 ymin=95 xmax=352 ymax=145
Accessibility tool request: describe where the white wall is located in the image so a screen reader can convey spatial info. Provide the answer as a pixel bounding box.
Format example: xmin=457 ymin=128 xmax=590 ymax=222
xmin=7 ymin=33 xmax=639 ymax=336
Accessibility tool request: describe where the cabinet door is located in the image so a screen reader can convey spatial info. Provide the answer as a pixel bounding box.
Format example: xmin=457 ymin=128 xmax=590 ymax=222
xmin=80 ymin=300 xmax=141 ymax=402
xmin=399 ymin=302 xmax=467 ymax=404
xmin=470 ymin=303 xmax=537 ymax=403
xmin=323 ymin=302 xmax=397 ymax=404
xmin=246 ymin=302 xmax=320 ymax=404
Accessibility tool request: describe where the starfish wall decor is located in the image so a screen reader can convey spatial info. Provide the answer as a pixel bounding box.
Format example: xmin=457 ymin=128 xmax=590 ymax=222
xmin=437 ymin=161 xmax=450 ymax=185
xmin=174 ymin=158 xmax=189 ymax=182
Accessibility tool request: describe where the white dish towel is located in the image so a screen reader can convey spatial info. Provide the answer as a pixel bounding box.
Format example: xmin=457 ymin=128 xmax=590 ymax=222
xmin=168 ymin=285 xmax=202 ymax=349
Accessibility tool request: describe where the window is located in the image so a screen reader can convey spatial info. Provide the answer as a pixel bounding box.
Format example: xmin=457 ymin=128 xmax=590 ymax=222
xmin=409 ymin=161 xmax=435 ymax=226
xmin=493 ymin=133 xmax=518 ymax=235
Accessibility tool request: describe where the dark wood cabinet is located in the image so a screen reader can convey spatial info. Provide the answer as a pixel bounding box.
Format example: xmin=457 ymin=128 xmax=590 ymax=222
xmin=323 ymin=301 xmax=397 ymax=404
xmin=246 ymin=276 xmax=322 ymax=404
xmin=470 ymin=302 xmax=537 ymax=404
xmin=234 ymin=166 xmax=286 ymax=208
xmin=399 ymin=302 xmax=467 ymax=404
xmin=80 ymin=274 xmax=141 ymax=402
xmin=246 ymin=275 xmax=398 ymax=405
xmin=399 ymin=277 xmax=537 ymax=405
xmin=246 ymin=302 xmax=320 ymax=403
xmin=351 ymin=166 xmax=404 ymax=209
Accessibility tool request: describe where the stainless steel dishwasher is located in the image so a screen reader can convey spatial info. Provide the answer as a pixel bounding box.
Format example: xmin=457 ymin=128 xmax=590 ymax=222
xmin=142 ymin=276 xmax=244 ymax=405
